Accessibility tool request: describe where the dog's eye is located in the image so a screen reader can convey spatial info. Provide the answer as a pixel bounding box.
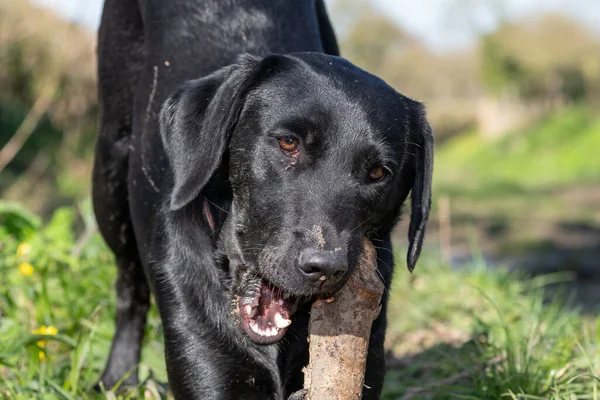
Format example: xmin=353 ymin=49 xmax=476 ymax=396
xmin=367 ymin=166 xmax=386 ymax=182
xmin=279 ymin=137 xmax=299 ymax=153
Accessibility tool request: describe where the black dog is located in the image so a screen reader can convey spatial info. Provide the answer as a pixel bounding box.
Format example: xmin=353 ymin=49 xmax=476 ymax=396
xmin=92 ymin=0 xmax=433 ymax=399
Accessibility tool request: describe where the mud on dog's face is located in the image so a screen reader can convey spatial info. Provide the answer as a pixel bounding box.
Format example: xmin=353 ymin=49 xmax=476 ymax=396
xmin=159 ymin=53 xmax=433 ymax=344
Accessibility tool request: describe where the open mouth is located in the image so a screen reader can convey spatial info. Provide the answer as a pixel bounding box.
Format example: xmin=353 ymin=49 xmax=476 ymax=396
xmin=237 ymin=280 xmax=299 ymax=344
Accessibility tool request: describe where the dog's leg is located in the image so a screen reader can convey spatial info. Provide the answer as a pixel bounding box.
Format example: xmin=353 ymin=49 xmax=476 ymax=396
xmin=93 ymin=0 xmax=148 ymax=391
xmin=97 ymin=253 xmax=150 ymax=390
xmin=362 ymin=304 xmax=388 ymax=399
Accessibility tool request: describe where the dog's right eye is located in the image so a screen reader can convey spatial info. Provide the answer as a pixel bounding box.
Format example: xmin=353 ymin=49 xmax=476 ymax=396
xmin=279 ymin=137 xmax=299 ymax=153
xmin=367 ymin=166 xmax=388 ymax=183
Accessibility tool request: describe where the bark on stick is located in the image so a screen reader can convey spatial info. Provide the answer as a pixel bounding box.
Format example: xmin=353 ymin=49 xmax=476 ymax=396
xmin=303 ymin=239 xmax=384 ymax=400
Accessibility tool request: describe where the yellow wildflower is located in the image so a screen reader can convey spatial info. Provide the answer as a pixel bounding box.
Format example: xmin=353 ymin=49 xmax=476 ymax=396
xmin=33 ymin=325 xmax=58 ymax=336
xmin=45 ymin=326 xmax=58 ymax=335
xmin=17 ymin=242 xmax=31 ymax=257
xmin=33 ymin=325 xmax=58 ymax=348
xmin=39 ymin=351 xmax=46 ymax=361
xmin=19 ymin=263 xmax=34 ymax=276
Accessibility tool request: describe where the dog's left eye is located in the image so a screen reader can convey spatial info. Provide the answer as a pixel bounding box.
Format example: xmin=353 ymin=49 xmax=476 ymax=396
xmin=279 ymin=137 xmax=299 ymax=153
xmin=367 ymin=166 xmax=387 ymax=182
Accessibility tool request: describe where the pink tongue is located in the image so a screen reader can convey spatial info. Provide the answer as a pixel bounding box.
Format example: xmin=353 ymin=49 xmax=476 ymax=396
xmin=257 ymin=284 xmax=290 ymax=323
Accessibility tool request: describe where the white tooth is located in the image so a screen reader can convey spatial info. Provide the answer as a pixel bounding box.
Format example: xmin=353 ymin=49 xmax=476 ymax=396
xmin=278 ymin=299 xmax=284 ymax=305
xmin=249 ymin=319 xmax=282 ymax=337
xmin=247 ymin=306 xmax=257 ymax=318
xmin=245 ymin=305 xmax=253 ymax=316
xmin=250 ymin=321 xmax=260 ymax=334
xmin=274 ymin=312 xmax=292 ymax=329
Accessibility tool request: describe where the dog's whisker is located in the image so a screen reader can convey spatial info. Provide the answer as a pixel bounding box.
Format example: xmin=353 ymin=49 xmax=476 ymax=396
xmin=350 ymin=217 xmax=372 ymax=234
xmin=372 ymin=245 xmax=394 ymax=255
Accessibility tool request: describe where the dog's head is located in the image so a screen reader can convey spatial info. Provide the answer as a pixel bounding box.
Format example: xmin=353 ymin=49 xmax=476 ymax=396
xmin=159 ymin=53 xmax=433 ymax=344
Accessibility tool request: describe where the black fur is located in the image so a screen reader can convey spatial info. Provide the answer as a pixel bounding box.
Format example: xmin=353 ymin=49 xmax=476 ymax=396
xmin=93 ymin=1 xmax=434 ymax=399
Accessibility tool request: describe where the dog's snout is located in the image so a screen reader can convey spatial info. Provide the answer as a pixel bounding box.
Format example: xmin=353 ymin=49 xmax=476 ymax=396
xmin=297 ymin=248 xmax=347 ymax=286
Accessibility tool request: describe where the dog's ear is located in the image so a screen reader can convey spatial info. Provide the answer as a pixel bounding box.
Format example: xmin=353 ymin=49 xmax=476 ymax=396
xmin=406 ymin=102 xmax=434 ymax=272
xmin=159 ymin=54 xmax=261 ymax=211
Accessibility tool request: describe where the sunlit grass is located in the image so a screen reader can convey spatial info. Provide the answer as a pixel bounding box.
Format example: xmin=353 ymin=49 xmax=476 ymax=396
xmin=434 ymin=106 xmax=600 ymax=196
xmin=384 ymin=254 xmax=600 ymax=399
xmin=0 ymin=201 xmax=167 ymax=399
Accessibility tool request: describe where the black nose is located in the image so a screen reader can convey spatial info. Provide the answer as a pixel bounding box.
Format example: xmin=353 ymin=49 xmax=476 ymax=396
xmin=297 ymin=248 xmax=348 ymax=285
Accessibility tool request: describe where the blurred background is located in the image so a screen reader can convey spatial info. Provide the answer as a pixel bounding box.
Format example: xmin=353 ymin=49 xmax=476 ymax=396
xmin=1 ymin=0 xmax=599 ymax=398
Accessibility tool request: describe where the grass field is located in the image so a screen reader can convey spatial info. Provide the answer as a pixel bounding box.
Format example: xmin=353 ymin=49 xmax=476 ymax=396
xmin=425 ymin=107 xmax=600 ymax=270
xmin=1 ymin=201 xmax=598 ymax=399
xmin=434 ymin=107 xmax=600 ymax=197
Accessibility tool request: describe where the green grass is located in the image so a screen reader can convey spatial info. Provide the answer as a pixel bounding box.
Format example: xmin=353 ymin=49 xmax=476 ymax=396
xmin=429 ymin=106 xmax=600 ymax=258
xmin=384 ymin=255 xmax=600 ymax=399
xmin=0 ymin=202 xmax=168 ymax=399
xmin=1 ymin=201 xmax=598 ymax=399
xmin=434 ymin=106 xmax=600 ymax=197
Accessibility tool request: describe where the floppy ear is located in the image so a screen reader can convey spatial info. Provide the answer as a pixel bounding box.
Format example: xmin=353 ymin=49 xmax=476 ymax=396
xmin=159 ymin=54 xmax=261 ymax=211
xmin=406 ymin=102 xmax=434 ymax=272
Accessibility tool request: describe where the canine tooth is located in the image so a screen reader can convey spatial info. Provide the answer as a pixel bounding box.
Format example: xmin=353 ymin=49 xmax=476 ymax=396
xmin=319 ymin=275 xmax=327 ymax=281
xmin=274 ymin=312 xmax=292 ymax=329
xmin=278 ymin=299 xmax=284 ymax=305
xmin=245 ymin=305 xmax=256 ymax=318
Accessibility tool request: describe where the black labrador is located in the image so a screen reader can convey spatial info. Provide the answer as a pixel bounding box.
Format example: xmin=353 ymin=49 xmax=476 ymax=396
xmin=92 ymin=0 xmax=433 ymax=399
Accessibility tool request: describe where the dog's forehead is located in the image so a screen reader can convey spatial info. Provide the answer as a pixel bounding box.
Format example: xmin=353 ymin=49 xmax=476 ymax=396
xmin=250 ymin=58 xmax=407 ymax=145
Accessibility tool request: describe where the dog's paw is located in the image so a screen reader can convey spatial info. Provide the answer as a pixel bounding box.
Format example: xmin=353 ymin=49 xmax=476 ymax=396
xmin=287 ymin=389 xmax=308 ymax=400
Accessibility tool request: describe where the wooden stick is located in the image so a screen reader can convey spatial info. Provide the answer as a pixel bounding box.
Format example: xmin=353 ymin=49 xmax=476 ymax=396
xmin=303 ymin=239 xmax=384 ymax=400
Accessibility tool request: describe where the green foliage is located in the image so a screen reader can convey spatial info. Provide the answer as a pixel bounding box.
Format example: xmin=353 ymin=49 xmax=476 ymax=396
xmin=0 ymin=1 xmax=97 ymax=214
xmin=477 ymin=14 xmax=600 ymax=101
xmin=434 ymin=106 xmax=600 ymax=196
xmin=0 ymin=201 xmax=168 ymax=399
xmin=0 ymin=99 xmax=64 ymax=180
xmin=0 ymin=201 xmax=41 ymax=239
xmin=383 ymin=256 xmax=600 ymax=399
xmin=480 ymin=33 xmax=526 ymax=95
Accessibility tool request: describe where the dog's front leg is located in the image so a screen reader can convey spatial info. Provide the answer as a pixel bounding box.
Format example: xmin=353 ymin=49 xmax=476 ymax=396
xmin=362 ymin=304 xmax=388 ymax=399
